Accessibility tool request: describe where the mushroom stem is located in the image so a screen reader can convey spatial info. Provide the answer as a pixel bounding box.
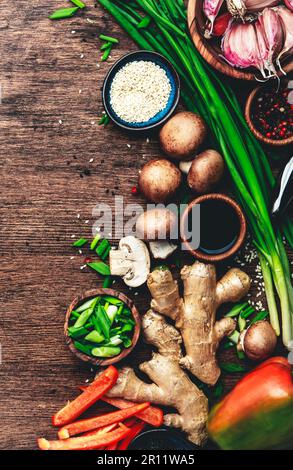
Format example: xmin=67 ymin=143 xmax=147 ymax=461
xmin=179 ymin=161 xmax=193 ymax=174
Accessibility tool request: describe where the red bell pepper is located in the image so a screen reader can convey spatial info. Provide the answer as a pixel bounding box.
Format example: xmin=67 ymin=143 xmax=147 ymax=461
xmin=53 ymin=366 xmax=118 ymax=427
xmin=79 ymin=386 xmax=163 ymax=427
xmin=38 ymin=425 xmax=131 ymax=451
xmin=58 ymin=402 xmax=150 ymax=439
xmin=208 ymin=357 xmax=293 ymax=449
xmin=117 ymin=420 xmax=145 ymax=450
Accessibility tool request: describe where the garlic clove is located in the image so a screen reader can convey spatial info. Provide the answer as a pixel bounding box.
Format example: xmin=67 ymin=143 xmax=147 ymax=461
xmin=257 ymin=7 xmax=284 ymax=77
xmin=274 ymin=6 xmax=293 ymax=73
xmin=203 ymin=0 xmax=224 ymax=37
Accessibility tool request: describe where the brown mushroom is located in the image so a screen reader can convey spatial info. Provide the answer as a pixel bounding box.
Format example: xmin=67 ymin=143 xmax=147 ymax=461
xmin=238 ymin=320 xmax=277 ymax=361
xmin=136 ymin=208 xmax=178 ymax=241
xmin=180 ymin=150 xmax=224 ymax=194
xmin=139 ymin=159 xmax=181 ymax=203
xmin=159 ymin=112 xmax=207 ymax=161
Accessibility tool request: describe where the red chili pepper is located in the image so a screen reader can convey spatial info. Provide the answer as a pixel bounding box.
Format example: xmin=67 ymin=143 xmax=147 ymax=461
xmin=213 ymin=12 xmax=232 ymax=37
xmin=117 ymin=420 xmax=145 ymax=450
xmin=208 ymin=357 xmax=293 ymax=449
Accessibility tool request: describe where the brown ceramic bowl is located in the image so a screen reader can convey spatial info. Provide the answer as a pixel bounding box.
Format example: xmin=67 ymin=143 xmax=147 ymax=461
xmin=245 ymin=83 xmax=293 ymax=147
xmin=180 ymin=193 xmax=247 ymax=263
xmin=64 ymin=288 xmax=141 ymax=367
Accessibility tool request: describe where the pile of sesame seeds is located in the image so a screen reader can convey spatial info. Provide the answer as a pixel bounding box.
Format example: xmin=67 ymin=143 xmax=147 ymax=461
xmin=110 ymin=60 xmax=171 ymax=123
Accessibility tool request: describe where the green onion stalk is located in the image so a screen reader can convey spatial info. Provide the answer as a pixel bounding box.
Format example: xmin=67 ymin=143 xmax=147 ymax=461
xmin=98 ymin=0 xmax=293 ymax=346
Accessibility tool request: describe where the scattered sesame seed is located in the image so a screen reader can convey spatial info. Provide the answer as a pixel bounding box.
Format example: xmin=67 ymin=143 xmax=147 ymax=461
xmin=89 ymin=158 xmax=94 ymax=163
xmin=71 ymin=30 xmax=76 ymax=34
xmin=79 ymin=249 xmax=83 ymax=255
xmin=70 ymin=256 xmax=75 ymax=260
xmin=79 ymin=89 xmax=82 ymax=94
xmin=80 ymin=54 xmax=84 ymax=59
xmin=80 ymin=264 xmax=87 ymax=270
xmin=59 ymin=119 xmax=63 ymax=124
xmin=71 ymin=235 xmax=75 ymax=238
xmin=127 ymin=144 xmax=131 ymax=148
xmin=85 ymin=220 xmax=89 ymax=224
xmin=77 ymin=214 xmax=80 ymax=219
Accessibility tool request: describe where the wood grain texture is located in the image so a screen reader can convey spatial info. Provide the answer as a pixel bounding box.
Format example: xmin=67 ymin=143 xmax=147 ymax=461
xmin=0 ymin=0 xmax=291 ymax=450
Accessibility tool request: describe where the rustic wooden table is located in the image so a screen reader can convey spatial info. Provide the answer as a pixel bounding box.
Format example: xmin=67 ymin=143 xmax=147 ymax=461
xmin=0 ymin=0 xmax=291 ymax=450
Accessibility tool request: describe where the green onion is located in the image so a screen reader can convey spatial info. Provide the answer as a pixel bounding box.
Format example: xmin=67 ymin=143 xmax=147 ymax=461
xmin=101 ymin=48 xmax=111 ymax=61
xmin=103 ymin=276 xmax=113 ymax=288
xmin=121 ymin=336 xmax=132 ymax=348
xmin=99 ymin=34 xmax=119 ymax=43
xmin=90 ymin=233 xmax=101 ymax=250
xmin=96 ymin=239 xmax=110 ymax=257
xmin=225 ymin=302 xmax=249 ymax=318
xmin=220 ymin=363 xmax=247 ymax=373
xmin=98 ymin=114 xmax=110 ymax=126
xmin=96 ymin=304 xmax=111 ymax=339
xmin=250 ymin=310 xmax=269 ymax=325
xmin=70 ymin=0 xmax=86 ymax=8
xmin=72 ymin=238 xmax=88 ymax=247
xmin=49 ymin=7 xmax=79 ymax=20
xmin=68 ymin=326 xmax=89 ymax=338
xmin=102 ymin=296 xmax=123 ymax=306
xmin=87 ymin=261 xmax=111 ymax=276
xmin=92 ymin=346 xmax=121 ymax=357
xmin=85 ymin=330 xmax=105 ymax=343
xmin=100 ymin=41 xmax=112 ymax=51
xmin=137 ymin=16 xmax=151 ymax=28
xmin=74 ymin=297 xmax=99 ymax=328
xmin=228 ymin=330 xmax=240 ymax=344
xmin=74 ymin=341 xmax=93 ymax=356
xmin=238 ymin=316 xmax=246 ymax=332
xmin=76 ymin=296 xmax=100 ymax=313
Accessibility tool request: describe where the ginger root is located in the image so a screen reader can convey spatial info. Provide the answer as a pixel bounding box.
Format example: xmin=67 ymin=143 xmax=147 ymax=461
xmin=104 ymin=261 xmax=251 ymax=444
xmin=148 ymin=262 xmax=251 ymax=385
xmin=107 ymin=310 xmax=209 ymax=445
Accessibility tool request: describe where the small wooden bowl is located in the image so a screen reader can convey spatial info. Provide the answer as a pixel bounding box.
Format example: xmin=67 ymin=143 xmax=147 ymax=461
xmin=180 ymin=193 xmax=247 ymax=263
xmin=187 ymin=0 xmax=293 ymax=81
xmin=64 ymin=288 xmax=141 ymax=367
xmin=245 ymin=84 xmax=293 ymax=147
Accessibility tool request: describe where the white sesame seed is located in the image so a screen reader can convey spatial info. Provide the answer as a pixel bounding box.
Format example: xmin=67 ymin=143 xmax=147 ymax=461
xmin=71 ymin=30 xmax=76 ymax=34
xmin=85 ymin=220 xmax=89 ymax=224
xmin=59 ymin=119 xmax=63 ymax=124
xmin=80 ymin=54 xmax=84 ymax=59
xmin=71 ymin=235 xmax=75 ymax=238
xmin=89 ymin=158 xmax=94 ymax=163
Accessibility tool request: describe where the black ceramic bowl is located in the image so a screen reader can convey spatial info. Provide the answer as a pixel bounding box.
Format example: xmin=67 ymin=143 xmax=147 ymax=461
xmin=128 ymin=428 xmax=198 ymax=451
xmin=102 ymin=50 xmax=180 ymax=132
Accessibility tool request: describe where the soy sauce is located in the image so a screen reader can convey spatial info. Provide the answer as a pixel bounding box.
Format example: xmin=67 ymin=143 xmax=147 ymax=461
xmin=199 ymin=199 xmax=240 ymax=255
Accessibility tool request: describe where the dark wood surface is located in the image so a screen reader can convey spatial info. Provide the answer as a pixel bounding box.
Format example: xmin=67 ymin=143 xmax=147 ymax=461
xmin=0 ymin=1 xmax=291 ymax=450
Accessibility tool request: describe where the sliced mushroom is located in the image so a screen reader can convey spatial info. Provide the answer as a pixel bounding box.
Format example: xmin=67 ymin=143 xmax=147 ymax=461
xmin=109 ymin=236 xmax=150 ymax=287
xmin=149 ymin=240 xmax=178 ymax=259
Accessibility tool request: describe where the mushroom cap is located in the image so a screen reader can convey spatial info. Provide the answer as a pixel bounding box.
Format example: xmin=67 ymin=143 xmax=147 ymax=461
xmin=187 ymin=150 xmax=224 ymax=194
xmin=139 ymin=159 xmax=181 ymax=203
xmin=159 ymin=111 xmax=207 ymax=161
xmin=243 ymin=320 xmax=277 ymax=361
xmin=136 ymin=208 xmax=178 ymax=241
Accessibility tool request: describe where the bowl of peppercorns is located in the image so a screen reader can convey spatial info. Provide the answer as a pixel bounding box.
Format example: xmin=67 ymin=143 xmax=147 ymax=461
xmin=245 ymin=80 xmax=293 ymax=147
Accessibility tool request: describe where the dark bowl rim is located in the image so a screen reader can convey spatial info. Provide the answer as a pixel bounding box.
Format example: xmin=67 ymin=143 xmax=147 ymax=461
xmin=128 ymin=428 xmax=198 ymax=450
xmin=64 ymin=288 xmax=141 ymax=367
xmin=102 ymin=50 xmax=181 ymax=132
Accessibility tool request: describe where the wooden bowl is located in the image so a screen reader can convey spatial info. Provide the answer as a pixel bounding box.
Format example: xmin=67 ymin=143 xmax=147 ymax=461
xmin=64 ymin=288 xmax=141 ymax=367
xmin=180 ymin=193 xmax=247 ymax=262
xmin=245 ymin=83 xmax=293 ymax=147
xmin=187 ymin=0 xmax=293 ymax=81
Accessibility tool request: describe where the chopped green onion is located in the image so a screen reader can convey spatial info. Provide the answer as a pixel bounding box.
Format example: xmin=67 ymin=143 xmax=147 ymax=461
xmin=102 ymin=296 xmax=123 ymax=306
xmin=68 ymin=326 xmax=89 ymax=338
xmin=103 ymin=276 xmax=113 ymax=288
xmin=225 ymin=302 xmax=249 ymax=318
xmin=76 ymin=296 xmax=100 ymax=313
xmin=74 ymin=297 xmax=99 ymax=328
xmin=100 ymin=42 xmax=112 ymax=51
xmin=107 ymin=305 xmax=118 ymax=324
xmin=250 ymin=311 xmax=269 ymax=325
xmin=101 ymin=246 xmax=111 ymax=260
xmin=49 ymin=7 xmax=79 ymax=20
xmin=96 ymin=239 xmax=110 ymax=257
xmin=87 ymin=262 xmax=111 ymax=276
xmin=85 ymin=330 xmax=105 ymax=343
xmin=92 ymin=346 xmax=121 ymax=357
xmin=228 ymin=330 xmax=240 ymax=344
xmin=70 ymin=0 xmax=86 ymax=8
xmin=121 ymin=337 xmax=132 ymax=348
xmin=121 ymin=323 xmax=134 ymax=333
xmin=73 ymin=341 xmax=93 ymax=356
xmin=90 ymin=233 xmax=101 ymax=250
xmin=99 ymin=34 xmax=119 ymax=43
xmin=238 ymin=316 xmax=246 ymax=332
xmin=98 ymin=114 xmax=110 ymax=126
xmin=96 ymin=304 xmax=111 ymax=339
xmin=101 ymin=48 xmax=112 ymax=62
xmin=220 ymin=363 xmax=247 ymax=373
xmin=72 ymin=238 xmax=88 ymax=247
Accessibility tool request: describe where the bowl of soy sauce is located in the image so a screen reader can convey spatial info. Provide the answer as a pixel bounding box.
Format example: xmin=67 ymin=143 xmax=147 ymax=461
xmin=181 ymin=193 xmax=247 ymax=262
